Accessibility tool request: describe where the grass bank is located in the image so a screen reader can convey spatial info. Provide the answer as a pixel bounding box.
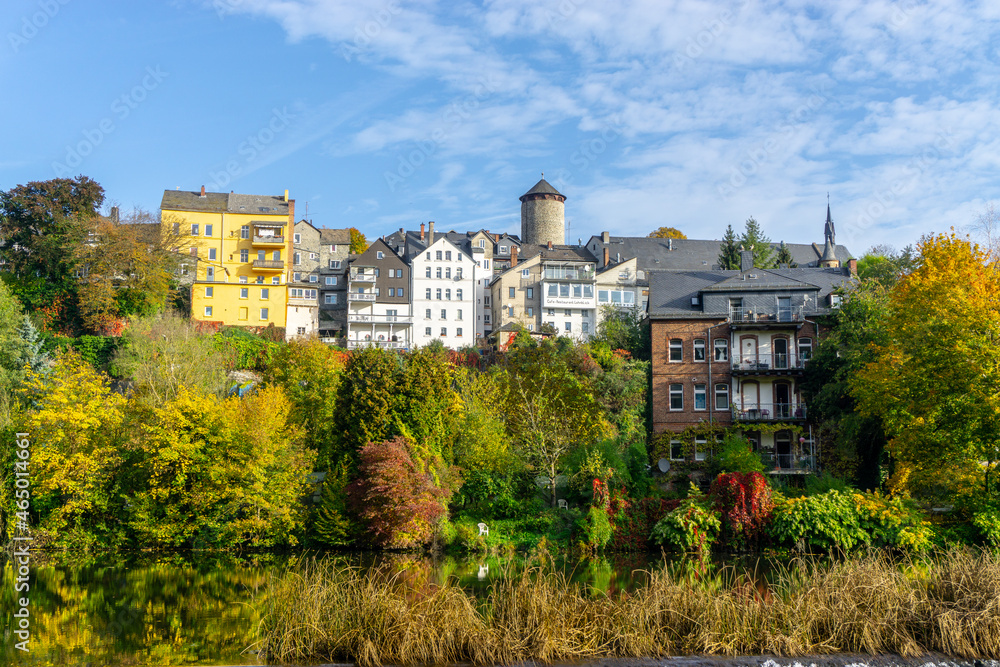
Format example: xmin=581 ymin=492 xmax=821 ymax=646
xmin=255 ymin=549 xmax=1000 ymax=665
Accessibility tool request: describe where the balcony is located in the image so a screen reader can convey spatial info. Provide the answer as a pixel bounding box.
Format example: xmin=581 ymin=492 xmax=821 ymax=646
xmin=252 ymin=235 xmax=285 ymax=247
xmin=731 ymin=354 xmax=808 ymax=374
xmin=350 ymin=273 xmax=377 ymax=283
xmin=760 ymin=451 xmax=817 ymax=474
xmin=347 ymin=340 xmax=408 ymax=350
xmin=733 ymin=403 xmax=808 ymax=422
xmin=729 ymin=307 xmax=803 ymax=327
xmin=348 ymin=292 xmax=377 ymax=302
xmin=347 ymin=313 xmax=412 ymax=324
xmin=252 ymin=259 xmax=285 ymax=271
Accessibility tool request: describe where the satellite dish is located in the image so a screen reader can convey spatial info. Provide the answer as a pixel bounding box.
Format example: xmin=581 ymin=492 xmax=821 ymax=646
xmin=657 ymin=458 xmax=670 ymax=473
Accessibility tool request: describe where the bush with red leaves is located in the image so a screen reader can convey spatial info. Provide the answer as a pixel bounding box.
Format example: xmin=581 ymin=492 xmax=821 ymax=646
xmin=709 ymin=472 xmax=774 ymax=550
xmin=347 ymin=437 xmax=450 ymax=549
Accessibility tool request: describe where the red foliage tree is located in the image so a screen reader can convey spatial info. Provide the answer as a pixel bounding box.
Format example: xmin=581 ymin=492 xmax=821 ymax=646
xmin=710 ymin=472 xmax=774 ymax=550
xmin=609 ymin=497 xmax=681 ymax=552
xmin=346 ymin=437 xmax=450 ymax=548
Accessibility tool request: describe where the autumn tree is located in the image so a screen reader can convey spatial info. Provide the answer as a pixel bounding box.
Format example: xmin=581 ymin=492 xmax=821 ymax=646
xmin=648 ymin=226 xmax=687 ymax=239
xmin=718 ymin=224 xmax=740 ymax=269
xmin=348 ymin=227 xmax=368 ymax=254
xmin=853 ymin=233 xmax=1000 ymax=503
xmin=130 ymin=385 xmax=314 ymax=548
xmin=346 ymin=437 xmax=451 ymax=548
xmin=14 ymin=351 xmax=129 ymax=547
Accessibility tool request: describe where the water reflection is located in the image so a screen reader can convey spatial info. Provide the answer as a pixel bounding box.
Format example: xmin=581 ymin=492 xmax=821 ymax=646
xmin=0 ymin=551 xmax=780 ymax=666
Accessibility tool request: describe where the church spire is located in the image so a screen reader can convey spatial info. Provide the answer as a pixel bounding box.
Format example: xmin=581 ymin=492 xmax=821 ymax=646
xmin=820 ymin=195 xmax=839 ymax=266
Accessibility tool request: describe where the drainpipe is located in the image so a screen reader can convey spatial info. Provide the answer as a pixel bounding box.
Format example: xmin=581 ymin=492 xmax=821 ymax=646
xmin=803 ymin=317 xmax=821 ymax=470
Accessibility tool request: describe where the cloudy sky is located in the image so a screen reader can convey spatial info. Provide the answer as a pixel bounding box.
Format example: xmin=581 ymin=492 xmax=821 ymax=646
xmin=2 ymin=0 xmax=998 ymax=253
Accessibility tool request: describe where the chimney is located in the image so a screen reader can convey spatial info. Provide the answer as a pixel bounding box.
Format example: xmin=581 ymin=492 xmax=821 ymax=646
xmin=428 ymin=221 xmax=435 ymax=244
xmin=284 ymin=189 xmax=289 ymax=203
xmin=740 ymin=247 xmax=754 ymax=272
xmin=847 ymin=258 xmax=858 ymax=275
xmin=288 ymin=199 xmax=295 ymax=227
xmin=547 ymin=240 xmax=553 ymax=249
xmin=601 ymin=231 xmax=610 ymax=243
xmin=603 ymin=247 xmax=609 ymax=267
xmin=493 ymin=233 xmax=499 ymax=242
xmin=110 ymin=206 xmax=119 ymax=223
xmin=200 ymin=185 xmax=206 ymax=197
xmin=667 ymin=238 xmax=673 ymax=251
xmin=420 ymin=223 xmax=425 ymax=241
xmin=511 ymin=245 xmax=519 ymax=267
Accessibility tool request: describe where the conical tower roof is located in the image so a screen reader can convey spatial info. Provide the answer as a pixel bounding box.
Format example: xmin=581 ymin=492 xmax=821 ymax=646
xmin=520 ymin=178 xmax=565 ymax=201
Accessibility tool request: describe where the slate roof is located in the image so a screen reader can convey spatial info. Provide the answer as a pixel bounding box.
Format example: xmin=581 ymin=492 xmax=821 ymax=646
xmin=586 ymin=235 xmax=854 ymax=270
xmin=160 ymin=190 xmax=290 ymax=216
xmin=520 ymin=178 xmax=564 ymax=199
xmin=160 ymin=190 xmax=228 ymax=213
xmin=648 ymin=267 xmax=854 ymax=319
xmin=227 ymin=193 xmax=289 ymax=215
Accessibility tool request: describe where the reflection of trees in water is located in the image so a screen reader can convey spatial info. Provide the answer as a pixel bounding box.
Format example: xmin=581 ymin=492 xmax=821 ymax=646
xmin=0 ymin=550 xmax=793 ymax=665
xmin=0 ymin=553 xmax=286 ymax=666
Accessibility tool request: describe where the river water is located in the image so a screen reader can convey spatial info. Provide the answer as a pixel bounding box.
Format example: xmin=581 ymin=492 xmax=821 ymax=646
xmin=0 ymin=550 xmax=778 ymax=666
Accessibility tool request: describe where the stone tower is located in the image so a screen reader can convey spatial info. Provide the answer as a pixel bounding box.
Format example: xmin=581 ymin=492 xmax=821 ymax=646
xmin=519 ymin=177 xmax=565 ymax=246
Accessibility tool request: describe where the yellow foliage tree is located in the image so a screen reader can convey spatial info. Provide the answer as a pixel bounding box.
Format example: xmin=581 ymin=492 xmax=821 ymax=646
xmin=853 ymin=233 xmax=1000 ymax=502
xmin=130 ymin=385 xmax=315 ymax=548
xmin=19 ymin=351 xmax=128 ymax=546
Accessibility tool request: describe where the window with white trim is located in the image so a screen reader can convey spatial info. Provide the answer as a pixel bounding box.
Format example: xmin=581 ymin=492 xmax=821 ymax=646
xmin=694 ymin=384 xmax=707 ymax=410
xmin=669 ymin=384 xmax=683 ymax=410
xmin=693 ymin=339 xmax=705 ymax=361
xmin=715 ymin=383 xmax=730 ymax=410
xmin=669 ymin=339 xmax=683 ymax=362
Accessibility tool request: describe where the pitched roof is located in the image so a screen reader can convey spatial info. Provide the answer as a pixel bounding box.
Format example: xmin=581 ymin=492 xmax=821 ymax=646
xmin=586 ymin=235 xmax=854 ymax=270
xmin=160 ymin=189 xmax=228 ymax=212
xmin=648 ymin=266 xmax=854 ymax=319
xmin=320 ymin=228 xmax=352 ymax=244
xmin=520 ymin=178 xmax=564 ymax=200
xmin=226 ymin=193 xmax=289 ymax=215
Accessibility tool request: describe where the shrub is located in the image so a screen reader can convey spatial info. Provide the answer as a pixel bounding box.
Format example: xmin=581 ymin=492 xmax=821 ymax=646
xmin=609 ymin=497 xmax=680 ymax=552
xmin=650 ymin=484 xmax=721 ymax=555
xmin=770 ymin=490 xmax=868 ymax=552
xmin=715 ymin=433 xmax=765 ymax=474
xmin=583 ymin=505 xmax=613 ymax=550
xmin=347 ymin=437 xmax=451 ymax=549
xmin=971 ymin=506 xmax=1000 ymax=549
xmin=710 ymin=472 xmax=774 ymax=550
xmin=851 ymin=491 xmax=935 ymax=552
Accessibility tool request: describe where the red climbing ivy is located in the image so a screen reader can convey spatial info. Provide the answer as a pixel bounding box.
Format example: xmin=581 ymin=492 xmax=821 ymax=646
xmin=710 ymin=472 xmax=774 ymax=550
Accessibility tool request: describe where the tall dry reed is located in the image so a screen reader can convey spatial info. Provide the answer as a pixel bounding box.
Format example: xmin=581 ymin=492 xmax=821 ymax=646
xmin=254 ymin=549 xmax=1000 ymax=666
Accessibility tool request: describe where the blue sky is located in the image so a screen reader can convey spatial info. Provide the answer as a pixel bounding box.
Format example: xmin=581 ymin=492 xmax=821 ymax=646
xmin=2 ymin=0 xmax=998 ymax=254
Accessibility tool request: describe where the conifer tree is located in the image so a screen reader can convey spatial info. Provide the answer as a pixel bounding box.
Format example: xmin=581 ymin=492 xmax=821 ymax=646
xmin=740 ymin=217 xmax=777 ymax=269
xmin=718 ymin=224 xmax=741 ymax=269
xmin=775 ymin=241 xmax=797 ymax=268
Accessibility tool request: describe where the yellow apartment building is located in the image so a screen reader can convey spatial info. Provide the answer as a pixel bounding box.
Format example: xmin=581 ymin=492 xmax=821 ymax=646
xmin=160 ymin=187 xmax=295 ymax=328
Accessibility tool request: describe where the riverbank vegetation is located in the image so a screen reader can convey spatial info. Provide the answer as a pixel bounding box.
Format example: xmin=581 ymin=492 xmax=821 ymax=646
xmin=0 ymin=178 xmax=998 ymax=557
xmin=256 ymin=549 xmax=1000 ymax=665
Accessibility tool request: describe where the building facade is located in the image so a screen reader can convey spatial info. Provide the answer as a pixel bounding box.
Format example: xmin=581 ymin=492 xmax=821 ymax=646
xmin=345 ymin=238 xmax=412 ymax=350
xmin=161 ymin=187 xmax=294 ymax=330
xmin=648 ymin=250 xmax=855 ymax=473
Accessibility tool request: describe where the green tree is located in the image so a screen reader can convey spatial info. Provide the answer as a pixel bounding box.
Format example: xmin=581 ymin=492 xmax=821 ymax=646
xmin=502 ymin=344 xmax=610 ymax=506
xmin=801 ymin=282 xmax=891 ymax=491
xmin=775 ymin=241 xmax=797 ymax=268
xmin=853 ymin=233 xmax=1000 ymax=503
xmin=397 ymin=344 xmax=461 ymax=464
xmin=718 ymin=224 xmax=740 ymax=269
xmin=265 ymin=338 xmax=348 ymax=467
xmin=739 ymin=217 xmax=776 ymax=269
xmin=0 ymin=176 xmax=105 ymax=332
xmin=331 ymin=347 xmax=402 ymax=468
xmin=647 ymin=226 xmax=687 ymax=239
xmin=114 ymin=311 xmax=229 ymax=405
xmin=591 ymin=305 xmax=650 ymax=360
xmin=348 ymin=227 xmax=368 ymax=254
xmin=856 ymin=244 xmax=917 ymax=287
